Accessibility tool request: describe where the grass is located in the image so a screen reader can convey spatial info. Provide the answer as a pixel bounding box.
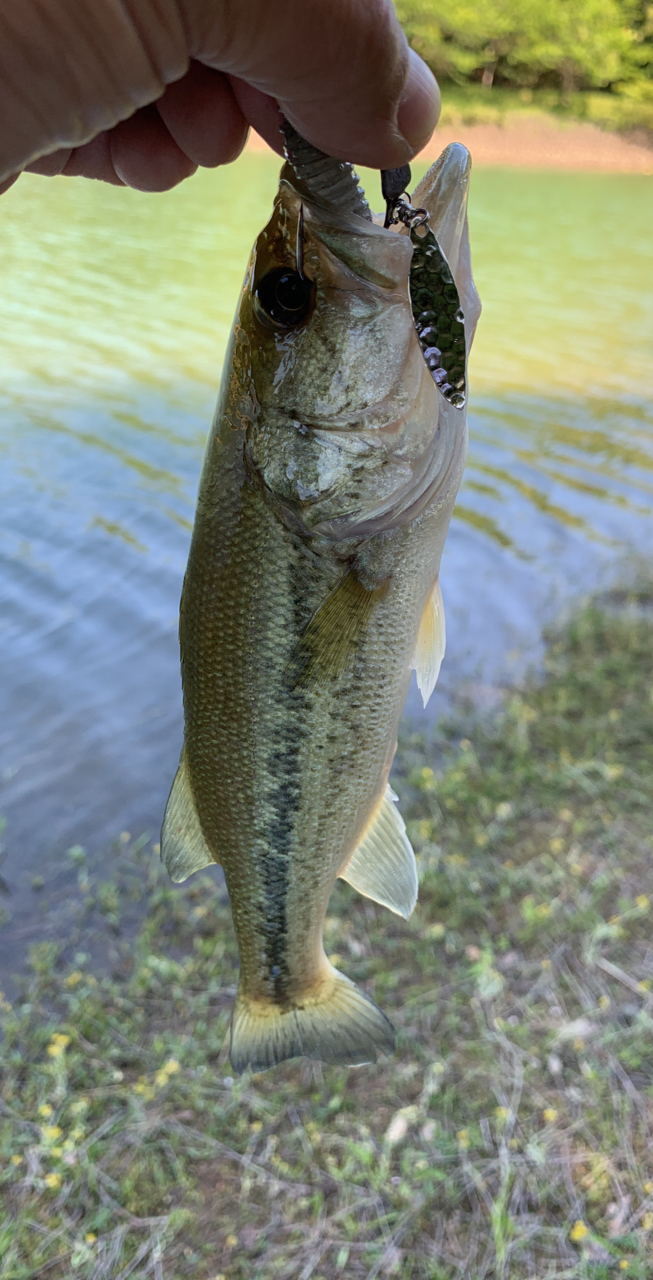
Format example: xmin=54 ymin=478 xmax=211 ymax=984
xmin=2 ymin=585 xmax=653 ymax=1278
xmin=436 ymin=83 xmax=653 ymax=140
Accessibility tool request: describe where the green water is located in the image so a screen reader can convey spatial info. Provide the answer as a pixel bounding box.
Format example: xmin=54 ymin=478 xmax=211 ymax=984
xmin=3 ymin=156 xmax=651 ymax=395
xmin=0 ymin=153 xmax=652 ymax=967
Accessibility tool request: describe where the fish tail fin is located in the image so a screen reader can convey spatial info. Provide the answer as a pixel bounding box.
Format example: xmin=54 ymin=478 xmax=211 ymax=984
xmin=230 ymin=966 xmax=395 ymax=1073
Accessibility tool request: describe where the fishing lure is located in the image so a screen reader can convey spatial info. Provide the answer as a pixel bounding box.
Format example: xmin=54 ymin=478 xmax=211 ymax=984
xmin=382 ymin=166 xmax=467 ymax=409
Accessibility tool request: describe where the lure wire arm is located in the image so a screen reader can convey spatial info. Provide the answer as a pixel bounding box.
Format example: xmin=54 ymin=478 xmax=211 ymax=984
xmin=296 ymin=203 xmax=306 ymax=279
xmin=380 ymin=163 xmax=428 ymax=232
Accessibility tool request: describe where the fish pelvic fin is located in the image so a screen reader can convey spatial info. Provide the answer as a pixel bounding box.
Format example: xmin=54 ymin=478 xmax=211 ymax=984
xmin=339 ymin=784 xmax=418 ymax=919
xmin=288 ymin=570 xmax=389 ymax=689
xmin=230 ymin=966 xmax=395 ymax=1073
xmin=161 ymin=751 xmax=218 ymax=883
xmin=415 ymin=578 xmax=446 ymax=708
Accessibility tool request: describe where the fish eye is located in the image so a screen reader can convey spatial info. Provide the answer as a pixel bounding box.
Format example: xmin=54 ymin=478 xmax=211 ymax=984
xmin=255 ymin=267 xmax=314 ymax=328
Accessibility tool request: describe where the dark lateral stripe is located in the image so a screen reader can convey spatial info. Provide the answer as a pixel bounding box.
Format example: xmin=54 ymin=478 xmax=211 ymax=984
xmin=260 ymin=561 xmax=309 ymax=1002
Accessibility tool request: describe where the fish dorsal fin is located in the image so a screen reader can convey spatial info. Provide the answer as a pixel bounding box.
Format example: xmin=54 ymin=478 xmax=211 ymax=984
xmin=339 ymin=784 xmax=417 ymax=919
xmin=415 ymin=578 xmax=445 ymax=708
xmin=289 ymin=570 xmax=388 ymax=688
xmin=161 ymin=752 xmax=218 ymax=883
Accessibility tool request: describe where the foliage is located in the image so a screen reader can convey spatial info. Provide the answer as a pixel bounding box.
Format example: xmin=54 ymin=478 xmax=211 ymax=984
xmin=2 ymin=585 xmax=653 ymax=1277
xmin=395 ymin=0 xmax=653 ymax=101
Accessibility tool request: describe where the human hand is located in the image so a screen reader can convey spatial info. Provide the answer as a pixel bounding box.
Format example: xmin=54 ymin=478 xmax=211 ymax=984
xmin=0 ymin=0 xmax=440 ymax=195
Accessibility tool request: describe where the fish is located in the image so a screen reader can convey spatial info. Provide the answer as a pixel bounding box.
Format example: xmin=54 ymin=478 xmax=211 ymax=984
xmin=161 ymin=127 xmax=481 ymax=1073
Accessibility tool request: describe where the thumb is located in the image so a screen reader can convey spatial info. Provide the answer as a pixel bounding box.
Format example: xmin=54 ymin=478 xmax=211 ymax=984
xmin=186 ymin=0 xmax=440 ymax=167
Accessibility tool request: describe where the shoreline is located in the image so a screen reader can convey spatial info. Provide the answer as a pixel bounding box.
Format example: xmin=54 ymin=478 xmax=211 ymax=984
xmin=247 ymin=115 xmax=653 ymax=174
xmin=4 ymin=588 xmax=653 ymax=1275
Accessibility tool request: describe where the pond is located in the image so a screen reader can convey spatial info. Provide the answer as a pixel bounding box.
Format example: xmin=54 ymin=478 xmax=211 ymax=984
xmin=1 ymin=151 xmax=651 ymax=975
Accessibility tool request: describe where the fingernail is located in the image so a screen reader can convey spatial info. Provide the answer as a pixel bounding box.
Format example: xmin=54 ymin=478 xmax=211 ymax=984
xmin=397 ymin=48 xmax=441 ymax=156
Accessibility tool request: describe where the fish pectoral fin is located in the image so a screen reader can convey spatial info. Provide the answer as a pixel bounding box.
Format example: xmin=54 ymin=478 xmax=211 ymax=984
xmin=288 ymin=570 xmax=388 ymax=689
xmin=230 ymin=966 xmax=395 ymax=1072
xmin=161 ymin=752 xmax=218 ymax=883
xmin=339 ymin=784 xmax=418 ymax=919
xmin=414 ymin=578 xmax=445 ymax=708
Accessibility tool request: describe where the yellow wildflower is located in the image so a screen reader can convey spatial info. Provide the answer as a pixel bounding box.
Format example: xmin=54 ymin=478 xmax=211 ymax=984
xmin=44 ymin=1172 xmax=62 ymax=1190
xmin=642 ymin=1213 xmax=653 ymax=1231
xmin=47 ymin=1033 xmax=71 ymax=1057
xmin=85 ymin=1234 xmax=97 ymax=1243
xmin=494 ymin=1107 xmax=509 ymax=1122
xmin=225 ymin=1235 xmax=238 ymax=1248
xmin=10 ymin=1154 xmax=23 ymax=1165
xmin=425 ymin=922 xmax=445 ymax=940
xmin=456 ymin=1129 xmax=470 ymax=1149
xmin=41 ymin=1126 xmax=63 ymax=1142
xmin=619 ymin=1262 xmax=629 ymax=1271
xmin=550 ymin=838 xmax=565 ymax=854
xmin=38 ymin=1104 xmax=53 ymax=1118
xmin=154 ymin=1057 xmax=181 ymax=1088
xmin=644 ymin=1181 xmax=653 ymax=1194
xmin=569 ymin=1220 xmax=589 ymax=1242
xmin=636 ymin=895 xmax=650 ymax=912
xmin=64 ymin=971 xmax=83 ymax=987
xmin=543 ymin=1108 xmax=558 ymax=1124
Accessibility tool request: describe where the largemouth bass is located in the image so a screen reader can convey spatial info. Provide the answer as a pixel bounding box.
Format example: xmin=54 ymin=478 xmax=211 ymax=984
xmin=162 ymin=130 xmax=481 ymax=1072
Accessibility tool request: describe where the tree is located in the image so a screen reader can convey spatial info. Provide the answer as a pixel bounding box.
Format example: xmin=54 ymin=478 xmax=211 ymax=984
xmin=395 ymin=0 xmax=648 ymax=92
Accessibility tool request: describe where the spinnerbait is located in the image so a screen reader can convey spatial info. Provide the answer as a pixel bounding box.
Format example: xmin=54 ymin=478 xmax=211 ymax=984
xmin=381 ymin=167 xmax=467 ymax=409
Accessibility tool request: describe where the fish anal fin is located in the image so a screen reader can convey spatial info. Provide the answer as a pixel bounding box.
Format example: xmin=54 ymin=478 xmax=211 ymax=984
xmin=289 ymin=570 xmax=388 ymax=689
xmin=161 ymin=752 xmax=218 ymax=883
xmin=339 ymin=784 xmax=418 ymax=919
xmin=415 ymin=578 xmax=445 ymax=708
xmin=230 ymin=964 xmax=395 ymax=1072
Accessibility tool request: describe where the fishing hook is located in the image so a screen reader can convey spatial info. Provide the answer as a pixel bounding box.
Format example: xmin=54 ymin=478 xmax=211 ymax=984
xmin=296 ymin=203 xmax=305 ymax=279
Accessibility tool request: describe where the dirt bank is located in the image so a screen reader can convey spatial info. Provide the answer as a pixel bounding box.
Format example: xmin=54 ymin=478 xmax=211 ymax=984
xmin=247 ymin=114 xmax=653 ymax=173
